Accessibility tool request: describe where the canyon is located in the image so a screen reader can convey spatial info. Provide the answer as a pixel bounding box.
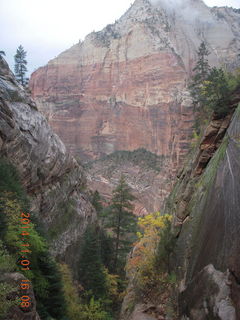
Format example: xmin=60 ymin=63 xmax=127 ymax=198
xmin=1 ymin=0 xmax=240 ymax=319
xmin=0 ymin=56 xmax=96 ymax=269
xmin=30 ymin=0 xmax=240 ymax=212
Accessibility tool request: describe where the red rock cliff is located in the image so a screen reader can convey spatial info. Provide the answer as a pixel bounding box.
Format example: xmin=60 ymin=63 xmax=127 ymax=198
xmin=30 ymin=0 xmax=240 ymax=209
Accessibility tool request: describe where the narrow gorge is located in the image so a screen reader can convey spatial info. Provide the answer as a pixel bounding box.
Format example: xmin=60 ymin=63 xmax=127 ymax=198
xmin=0 ymin=0 xmax=240 ymax=319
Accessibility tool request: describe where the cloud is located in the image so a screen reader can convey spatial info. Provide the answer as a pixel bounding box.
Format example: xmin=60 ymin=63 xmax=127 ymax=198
xmin=149 ymin=0 xmax=214 ymax=24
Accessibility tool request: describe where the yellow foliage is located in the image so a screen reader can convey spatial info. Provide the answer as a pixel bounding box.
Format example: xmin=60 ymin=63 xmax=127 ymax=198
xmin=103 ymin=268 xmax=121 ymax=303
xmin=127 ymin=213 xmax=172 ymax=276
xmin=59 ymin=263 xmax=82 ymax=320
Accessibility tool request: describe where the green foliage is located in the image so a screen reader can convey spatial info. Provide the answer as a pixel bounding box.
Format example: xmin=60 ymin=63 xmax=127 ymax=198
xmin=189 ymin=41 xmax=210 ymax=106
xmin=0 ymin=282 xmax=19 ymax=319
xmin=91 ymin=190 xmax=103 ymax=214
xmin=36 ymin=252 xmax=67 ymax=319
xmin=0 ymin=158 xmax=28 ymax=206
xmin=59 ymin=263 xmax=83 ymax=320
xmin=155 ymin=216 xmax=176 ymax=273
xmin=78 ymin=225 xmax=108 ymax=300
xmin=107 ymin=176 xmax=137 ymax=273
xmin=86 ymin=148 xmax=164 ymax=173
xmin=0 ymin=240 xmax=15 ymax=273
xmin=14 ymin=45 xmax=28 ymax=86
xmin=99 ymin=229 xmax=115 ymax=272
xmin=190 ymin=43 xmax=240 ymax=117
xmin=79 ymin=297 xmax=113 ymax=320
xmin=200 ymin=67 xmax=232 ymax=116
xmin=0 ymin=159 xmax=67 ymax=320
xmin=48 ymin=199 xmax=77 ymax=240
xmin=126 ymin=213 xmax=177 ymax=314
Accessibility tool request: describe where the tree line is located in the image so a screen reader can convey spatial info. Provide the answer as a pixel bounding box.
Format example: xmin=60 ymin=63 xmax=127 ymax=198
xmin=189 ymin=41 xmax=240 ymax=119
xmin=0 ymin=158 xmax=138 ymax=320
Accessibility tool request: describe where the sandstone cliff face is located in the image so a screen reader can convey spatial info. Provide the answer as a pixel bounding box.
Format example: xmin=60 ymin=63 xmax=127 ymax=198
xmin=165 ymin=91 xmax=240 ymax=319
xmin=29 ymin=0 xmax=240 ymax=209
xmin=85 ymin=149 xmax=172 ymax=215
xmin=0 ymin=57 xmax=96 ymax=268
xmin=121 ymin=89 xmax=240 ymax=320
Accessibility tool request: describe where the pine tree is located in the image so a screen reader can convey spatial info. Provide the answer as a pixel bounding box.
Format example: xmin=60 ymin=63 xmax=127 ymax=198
xmin=37 ymin=251 xmax=67 ymax=319
xmin=99 ymin=229 xmax=115 ymax=272
xmin=201 ymin=67 xmax=230 ymax=116
xmin=189 ymin=41 xmax=210 ymax=106
xmin=193 ymin=42 xmax=210 ymax=80
xmin=14 ymin=45 xmax=28 ymax=86
xmin=92 ymin=190 xmax=103 ymax=214
xmin=78 ymin=225 xmax=107 ymax=299
xmin=108 ymin=176 xmax=137 ymax=273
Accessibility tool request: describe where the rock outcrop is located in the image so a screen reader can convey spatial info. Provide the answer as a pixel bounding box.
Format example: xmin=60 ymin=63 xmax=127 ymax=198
xmin=85 ymin=149 xmax=172 ymax=215
xmin=165 ymin=90 xmax=240 ymax=318
xmin=0 ymin=273 xmax=40 ymax=320
xmin=0 ymin=57 xmax=96 ymax=269
xmin=29 ymin=0 xmax=240 ymax=209
xmin=121 ymin=89 xmax=240 ymax=320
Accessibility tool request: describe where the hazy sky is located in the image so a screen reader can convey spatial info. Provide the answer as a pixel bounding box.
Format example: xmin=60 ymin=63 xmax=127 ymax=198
xmin=1 ymin=0 xmax=239 ymax=75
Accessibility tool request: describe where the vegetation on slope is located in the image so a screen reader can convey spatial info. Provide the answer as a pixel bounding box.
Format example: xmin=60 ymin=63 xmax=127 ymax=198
xmin=85 ymin=148 xmax=165 ymax=173
xmin=0 ymin=158 xmax=66 ymax=320
xmin=124 ymin=213 xmax=177 ymax=319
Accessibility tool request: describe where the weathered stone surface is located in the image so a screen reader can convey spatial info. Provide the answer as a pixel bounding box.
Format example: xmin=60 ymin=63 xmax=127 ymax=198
xmin=0 ymin=57 xmax=96 ymax=269
xmin=165 ymin=97 xmax=240 ymax=318
xmin=0 ymin=273 xmax=40 ymax=320
xmin=179 ymin=265 xmax=236 ymax=320
xmin=85 ymin=150 xmax=172 ymax=215
xmin=29 ymin=0 xmax=240 ymax=210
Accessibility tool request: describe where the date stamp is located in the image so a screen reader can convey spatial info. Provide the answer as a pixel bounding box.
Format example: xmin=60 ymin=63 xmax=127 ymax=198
xmin=19 ymin=212 xmax=31 ymax=309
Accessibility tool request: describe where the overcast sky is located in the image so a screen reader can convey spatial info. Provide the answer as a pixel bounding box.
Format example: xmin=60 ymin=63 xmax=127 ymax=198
xmin=1 ymin=0 xmax=239 ymax=76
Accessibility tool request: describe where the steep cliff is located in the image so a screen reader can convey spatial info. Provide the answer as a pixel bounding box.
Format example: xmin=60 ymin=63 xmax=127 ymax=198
xmin=166 ymin=89 xmax=240 ymax=319
xmin=29 ymin=0 xmax=240 ymax=209
xmin=0 ymin=57 xmax=96 ymax=268
xmin=121 ymin=89 xmax=240 ymax=320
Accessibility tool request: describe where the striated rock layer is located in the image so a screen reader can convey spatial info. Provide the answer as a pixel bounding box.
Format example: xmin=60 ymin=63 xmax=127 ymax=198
xmin=85 ymin=149 xmax=173 ymax=215
xmin=0 ymin=57 xmax=96 ymax=269
xmin=165 ymin=90 xmax=240 ymax=319
xmin=121 ymin=89 xmax=240 ymax=320
xmin=30 ymin=0 xmax=240 ymax=208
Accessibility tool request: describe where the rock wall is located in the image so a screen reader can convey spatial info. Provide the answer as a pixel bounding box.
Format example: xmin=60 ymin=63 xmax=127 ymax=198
xmin=85 ymin=149 xmax=172 ymax=215
xmin=0 ymin=57 xmax=96 ymax=269
xmin=120 ymin=89 xmax=240 ymax=320
xmin=165 ymin=90 xmax=240 ymax=319
xmin=30 ymin=0 xmax=240 ymax=162
xmin=29 ymin=0 xmax=240 ymax=209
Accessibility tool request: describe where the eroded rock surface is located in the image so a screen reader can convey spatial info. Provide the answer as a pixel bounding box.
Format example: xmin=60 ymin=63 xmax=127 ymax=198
xmin=179 ymin=265 xmax=236 ymax=320
xmin=85 ymin=149 xmax=172 ymax=214
xmin=29 ymin=0 xmax=240 ymax=209
xmin=0 ymin=273 xmax=40 ymax=320
xmin=166 ymin=98 xmax=240 ymax=318
xmin=0 ymin=57 xmax=96 ymax=269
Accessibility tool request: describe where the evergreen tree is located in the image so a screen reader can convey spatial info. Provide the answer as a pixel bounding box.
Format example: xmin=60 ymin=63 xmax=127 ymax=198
xmin=78 ymin=225 xmax=107 ymax=299
xmin=14 ymin=45 xmax=28 ymax=86
xmin=34 ymin=251 xmax=66 ymax=320
xmin=200 ymin=67 xmax=231 ymax=116
xmin=108 ymin=176 xmax=137 ymax=273
xmin=91 ymin=190 xmax=103 ymax=214
xmin=0 ymin=159 xmax=67 ymax=320
xmin=189 ymin=41 xmax=210 ymax=106
xmin=99 ymin=229 xmax=115 ymax=272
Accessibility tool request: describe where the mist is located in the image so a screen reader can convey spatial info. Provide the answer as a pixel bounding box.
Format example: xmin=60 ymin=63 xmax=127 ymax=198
xmin=150 ymin=0 xmax=216 ymax=24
